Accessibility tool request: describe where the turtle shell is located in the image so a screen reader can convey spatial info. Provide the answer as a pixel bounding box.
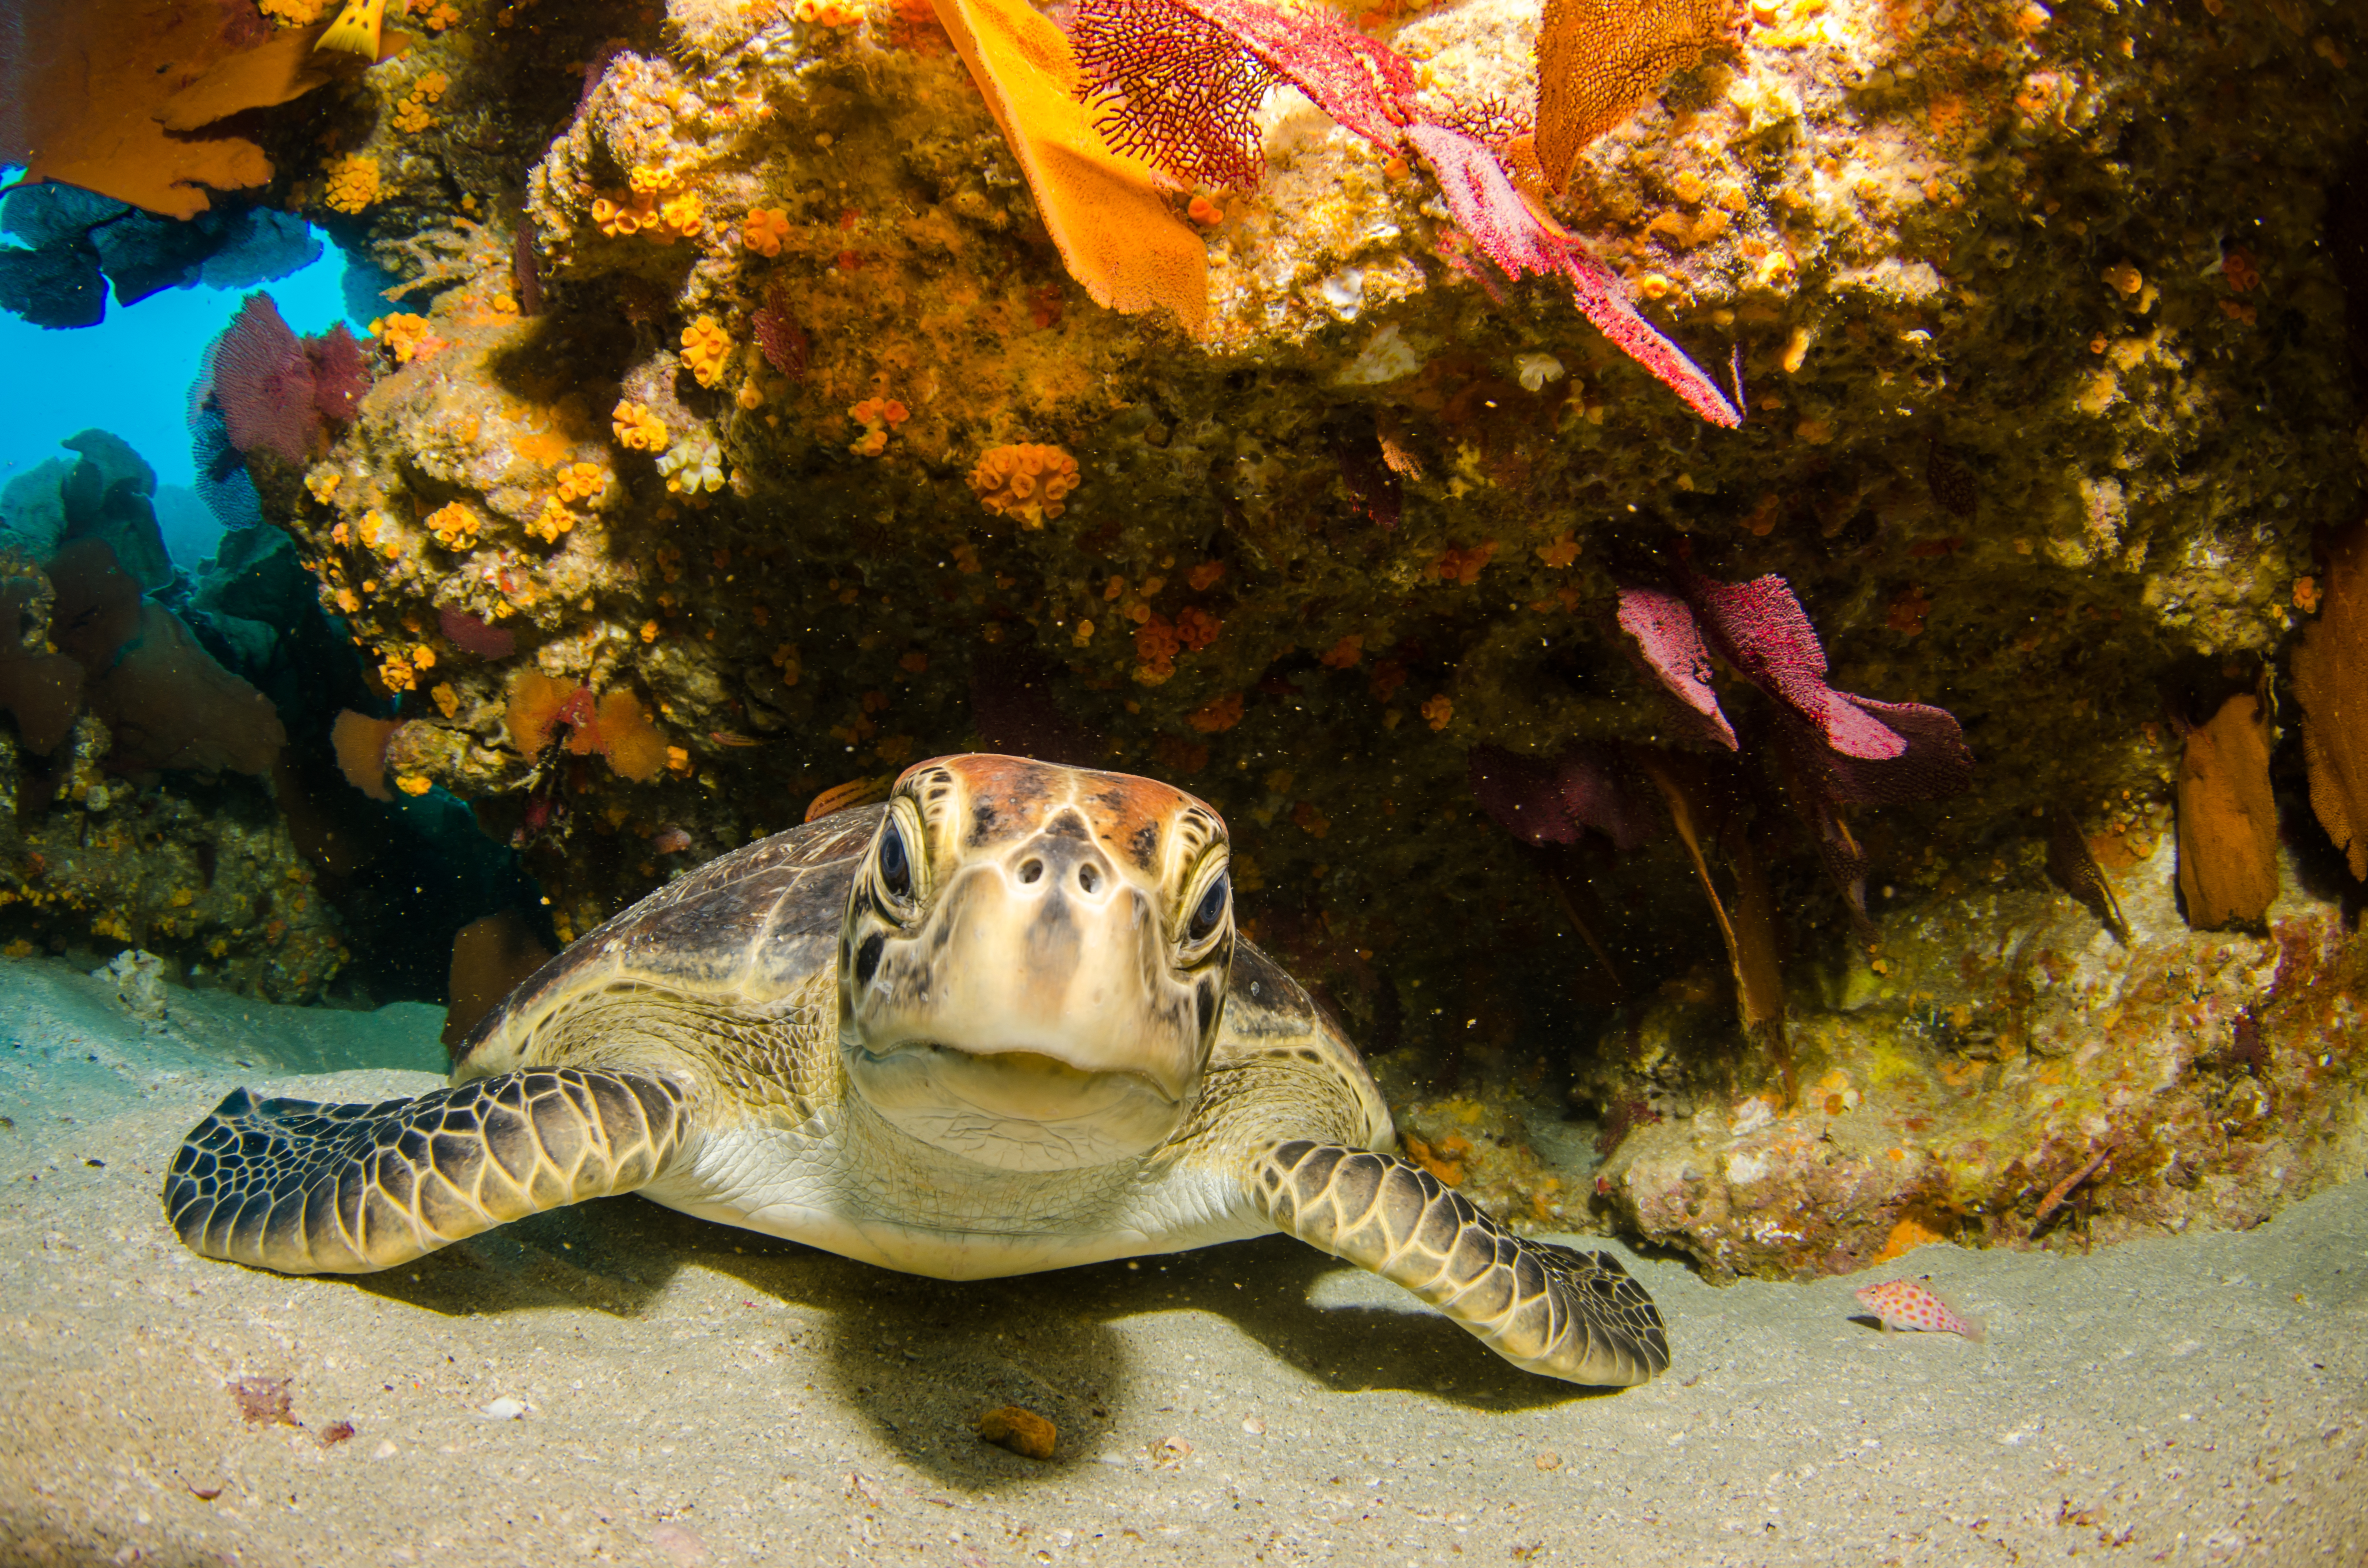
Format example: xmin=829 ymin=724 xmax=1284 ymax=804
xmin=452 ymin=807 xmax=882 ymax=1073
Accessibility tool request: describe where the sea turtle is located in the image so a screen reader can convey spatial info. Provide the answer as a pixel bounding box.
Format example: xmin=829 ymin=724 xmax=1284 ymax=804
xmin=164 ymin=755 xmax=1668 ymax=1386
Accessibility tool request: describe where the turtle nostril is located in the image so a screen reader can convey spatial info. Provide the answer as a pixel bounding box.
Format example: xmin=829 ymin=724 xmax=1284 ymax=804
xmin=1077 ymin=863 xmax=1100 ymax=894
xmin=1018 ymin=858 xmax=1044 ymax=885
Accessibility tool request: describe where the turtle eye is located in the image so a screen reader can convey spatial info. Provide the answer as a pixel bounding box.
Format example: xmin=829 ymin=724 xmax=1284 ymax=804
xmin=878 ymin=820 xmax=912 ymax=900
xmin=1186 ymin=871 xmax=1229 ymax=944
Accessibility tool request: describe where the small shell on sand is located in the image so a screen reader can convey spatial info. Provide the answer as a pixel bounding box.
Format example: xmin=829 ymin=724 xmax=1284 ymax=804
xmin=975 ymin=1405 xmax=1056 ymax=1460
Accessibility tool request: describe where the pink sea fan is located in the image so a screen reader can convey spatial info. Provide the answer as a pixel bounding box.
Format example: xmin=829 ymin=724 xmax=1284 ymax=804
xmin=1151 ymin=0 xmax=1422 ymax=151
xmin=1683 ymin=572 xmax=1908 ymax=761
xmin=1068 ymin=0 xmax=1741 ymax=426
xmin=1406 ymin=124 xmax=1740 ymax=428
xmin=1787 ymin=697 xmax=1974 ymax=806
xmin=1616 ymin=583 xmax=1736 ymax=749
xmin=438 ymin=606 xmax=517 ymax=659
xmin=200 ymin=294 xmax=374 ymax=465
xmin=205 ymin=294 xmax=316 ymax=465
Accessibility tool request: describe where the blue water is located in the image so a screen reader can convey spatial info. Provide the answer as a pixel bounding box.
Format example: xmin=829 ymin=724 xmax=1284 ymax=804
xmin=0 ymin=200 xmax=358 ymax=561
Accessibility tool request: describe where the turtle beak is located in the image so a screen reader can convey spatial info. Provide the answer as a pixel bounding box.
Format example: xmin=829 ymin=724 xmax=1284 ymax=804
xmin=844 ymin=816 xmax=1211 ymax=1167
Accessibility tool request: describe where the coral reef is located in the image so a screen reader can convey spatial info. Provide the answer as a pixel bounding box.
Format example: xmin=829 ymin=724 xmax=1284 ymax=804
xmin=8 ymin=0 xmax=2368 ymax=1278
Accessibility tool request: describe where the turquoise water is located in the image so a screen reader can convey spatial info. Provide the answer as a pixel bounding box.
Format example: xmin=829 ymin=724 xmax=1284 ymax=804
xmin=0 ymin=180 xmax=356 ymax=564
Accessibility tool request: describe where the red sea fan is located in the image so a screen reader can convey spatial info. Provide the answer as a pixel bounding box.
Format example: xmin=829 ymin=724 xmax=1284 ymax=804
xmin=1682 ymin=571 xmax=1911 ymax=761
xmin=305 ymin=322 xmax=368 ymax=426
xmin=1406 ymin=123 xmax=1741 ymax=427
xmin=752 ymin=295 xmax=809 ymax=379
xmin=1071 ymin=0 xmax=1284 ymax=189
xmin=1068 ymin=0 xmax=1740 ymax=427
xmin=1620 ymin=569 xmax=1972 ymax=790
xmin=1468 ymin=743 xmax=1654 ymax=852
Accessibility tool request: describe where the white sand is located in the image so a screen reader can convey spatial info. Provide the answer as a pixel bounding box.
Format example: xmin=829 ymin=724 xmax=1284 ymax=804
xmin=2 ymin=955 xmax=2362 ymax=1566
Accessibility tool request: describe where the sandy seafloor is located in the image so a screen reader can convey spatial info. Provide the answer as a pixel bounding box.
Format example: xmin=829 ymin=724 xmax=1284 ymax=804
xmin=0 ymin=955 xmax=2360 ymax=1568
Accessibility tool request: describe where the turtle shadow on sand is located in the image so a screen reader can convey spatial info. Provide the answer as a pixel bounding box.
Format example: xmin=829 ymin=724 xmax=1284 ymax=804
xmin=338 ymin=1194 xmax=1616 ymax=1487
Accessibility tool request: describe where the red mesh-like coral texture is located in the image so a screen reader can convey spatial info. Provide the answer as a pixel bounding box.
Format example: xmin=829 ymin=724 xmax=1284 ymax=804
xmin=752 ymin=297 xmax=810 ymax=378
xmin=1406 ymin=124 xmax=1740 ymax=427
xmin=204 ymin=294 xmax=316 ymax=465
xmin=1072 ymin=0 xmax=1279 ymax=189
xmin=1164 ymin=0 xmax=1420 ymax=151
xmin=306 ymin=323 xmax=370 ymax=426
xmin=1620 ymin=569 xmax=1971 ymax=799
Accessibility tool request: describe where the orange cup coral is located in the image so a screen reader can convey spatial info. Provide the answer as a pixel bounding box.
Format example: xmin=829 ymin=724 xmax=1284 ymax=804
xmin=742 ymin=207 xmax=792 ymax=256
xmin=612 ymin=400 xmax=668 ymax=451
xmin=968 ymin=442 xmax=1079 ymax=527
xmin=680 ymin=314 xmax=732 ymax=388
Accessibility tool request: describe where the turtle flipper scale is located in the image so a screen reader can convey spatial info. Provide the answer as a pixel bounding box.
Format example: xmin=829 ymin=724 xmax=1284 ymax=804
xmin=1253 ymin=1140 xmax=1670 ymax=1388
xmin=162 ymin=1069 xmax=689 ymax=1276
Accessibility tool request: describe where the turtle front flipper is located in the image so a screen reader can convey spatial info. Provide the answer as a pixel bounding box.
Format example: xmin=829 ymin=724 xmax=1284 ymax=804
xmin=1252 ymin=1140 xmax=1670 ymax=1387
xmin=163 ymin=1069 xmax=689 ymax=1276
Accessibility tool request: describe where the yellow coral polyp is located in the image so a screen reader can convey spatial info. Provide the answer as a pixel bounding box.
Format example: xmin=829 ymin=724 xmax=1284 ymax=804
xmin=846 ymin=397 xmax=908 ymax=458
xmin=528 ymin=496 xmax=578 ymax=544
xmin=612 ymin=400 xmax=668 ymax=451
xmin=968 ymin=443 xmax=1080 ymax=527
xmin=742 ymin=207 xmax=792 ymax=256
xmin=628 ymin=163 xmax=681 ymax=196
xmin=379 ymin=655 xmax=418 ymax=692
xmin=793 ymin=0 xmax=864 ymax=23
xmin=556 ymin=462 xmax=610 ymax=503
xmin=324 ymin=154 xmax=381 ymax=214
xmin=393 ymin=98 xmax=434 ymax=133
xmin=593 ymin=195 xmax=649 ymax=238
xmin=656 ymin=191 xmax=706 ymax=241
xmin=370 ymin=313 xmax=436 ymax=363
xmin=424 ymin=501 xmax=481 ymax=550
xmin=680 ymin=314 xmax=732 ymax=388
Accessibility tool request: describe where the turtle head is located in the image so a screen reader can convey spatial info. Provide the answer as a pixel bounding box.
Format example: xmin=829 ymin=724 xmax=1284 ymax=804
xmin=838 ymin=754 xmax=1234 ymax=1172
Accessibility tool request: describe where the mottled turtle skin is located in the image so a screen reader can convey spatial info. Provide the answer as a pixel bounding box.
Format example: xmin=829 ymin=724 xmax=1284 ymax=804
xmin=166 ymin=756 xmax=1669 ymax=1387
